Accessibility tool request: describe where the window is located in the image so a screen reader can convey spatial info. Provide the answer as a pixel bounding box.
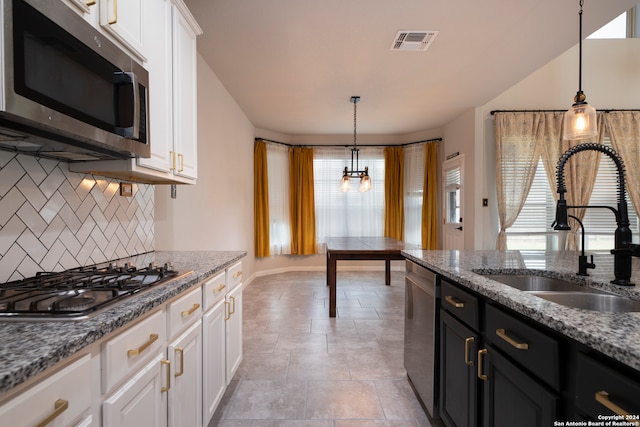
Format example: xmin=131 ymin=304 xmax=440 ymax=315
xmin=507 ymin=139 xmax=640 ymax=251
xmin=404 ymin=144 xmax=425 ymax=245
xmin=266 ymin=143 xmax=291 ymax=254
xmin=313 ymin=146 xmax=385 ymax=245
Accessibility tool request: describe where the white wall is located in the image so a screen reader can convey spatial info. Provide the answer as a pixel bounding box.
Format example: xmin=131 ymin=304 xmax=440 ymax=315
xmin=154 ymin=54 xmax=256 ymax=274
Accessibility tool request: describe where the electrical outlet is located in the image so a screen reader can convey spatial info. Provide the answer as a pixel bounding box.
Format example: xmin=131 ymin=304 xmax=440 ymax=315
xmin=482 ymin=198 xmax=488 ymax=207
xmin=119 ymin=183 xmax=133 ymax=197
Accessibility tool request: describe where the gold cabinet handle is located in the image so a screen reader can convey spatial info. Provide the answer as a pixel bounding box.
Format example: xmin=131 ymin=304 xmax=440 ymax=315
xmin=108 ymin=0 xmax=118 ymax=24
xmin=445 ymin=295 xmax=464 ymax=308
xmin=224 ymin=301 xmax=231 ymax=321
xmin=175 ymin=347 xmax=184 ymax=377
xmin=128 ymin=333 xmax=159 ymax=357
xmin=170 ymin=151 xmax=177 ymax=171
xmin=464 ymin=337 xmax=475 ymax=366
xmin=496 ymin=328 xmax=529 ymax=350
xmin=477 ymin=349 xmax=488 ymax=381
xmin=178 ymin=153 xmax=184 ymax=172
xmin=595 ymin=391 xmax=632 ymax=417
xmin=161 ymin=359 xmax=171 ymax=392
xmin=233 ymin=271 xmax=243 ymax=279
xmin=181 ymin=303 xmax=200 ymax=317
xmin=215 ymin=284 xmax=226 ymax=293
xmin=35 ymin=399 xmax=69 ymax=427
xmin=86 ymin=0 xmax=96 ymax=6
xmin=229 ymin=296 xmax=236 ymax=315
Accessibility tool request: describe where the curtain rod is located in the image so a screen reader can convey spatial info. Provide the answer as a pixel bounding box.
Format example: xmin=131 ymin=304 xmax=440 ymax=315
xmin=254 ymin=137 xmax=442 ymax=147
xmin=490 ymin=109 xmax=640 ymax=115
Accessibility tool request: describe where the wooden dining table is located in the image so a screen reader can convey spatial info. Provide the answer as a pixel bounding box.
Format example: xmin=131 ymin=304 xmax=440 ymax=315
xmin=325 ymin=236 xmax=415 ymax=317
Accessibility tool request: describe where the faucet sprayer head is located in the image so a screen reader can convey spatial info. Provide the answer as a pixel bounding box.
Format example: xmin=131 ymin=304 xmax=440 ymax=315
xmin=553 ymin=196 xmax=571 ymax=231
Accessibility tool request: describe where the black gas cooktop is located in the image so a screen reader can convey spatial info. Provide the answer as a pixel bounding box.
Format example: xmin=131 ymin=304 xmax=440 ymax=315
xmin=0 ymin=261 xmax=182 ymax=320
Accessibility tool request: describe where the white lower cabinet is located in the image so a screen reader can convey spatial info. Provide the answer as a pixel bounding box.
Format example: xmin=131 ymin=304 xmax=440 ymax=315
xmin=0 ymin=354 xmax=93 ymax=427
xmin=167 ymin=320 xmax=202 ymax=427
xmin=0 ymin=260 xmax=243 ymax=427
xmin=103 ymin=353 xmax=168 ymax=427
xmin=225 ymin=282 xmax=243 ymax=384
xmin=202 ymin=298 xmax=226 ymax=424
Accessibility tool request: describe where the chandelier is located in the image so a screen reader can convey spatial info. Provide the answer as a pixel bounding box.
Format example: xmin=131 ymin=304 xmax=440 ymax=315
xmin=340 ymin=96 xmax=372 ymax=192
xmin=563 ymin=0 xmax=597 ymax=140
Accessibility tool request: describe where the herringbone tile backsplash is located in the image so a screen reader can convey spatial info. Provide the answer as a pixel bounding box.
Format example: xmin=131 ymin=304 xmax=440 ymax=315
xmin=0 ymin=151 xmax=154 ymax=283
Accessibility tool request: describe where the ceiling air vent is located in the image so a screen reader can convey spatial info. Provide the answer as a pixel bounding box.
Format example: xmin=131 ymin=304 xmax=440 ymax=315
xmin=390 ymin=30 xmax=439 ymax=51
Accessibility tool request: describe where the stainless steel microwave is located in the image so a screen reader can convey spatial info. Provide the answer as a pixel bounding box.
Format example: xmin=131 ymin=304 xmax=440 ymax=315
xmin=0 ymin=0 xmax=150 ymax=161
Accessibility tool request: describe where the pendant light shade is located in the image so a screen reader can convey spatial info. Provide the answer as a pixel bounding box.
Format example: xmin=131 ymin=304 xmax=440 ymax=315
xmin=340 ymin=96 xmax=371 ymax=192
xmin=563 ymin=98 xmax=597 ymax=140
xmin=563 ymin=0 xmax=597 ymax=140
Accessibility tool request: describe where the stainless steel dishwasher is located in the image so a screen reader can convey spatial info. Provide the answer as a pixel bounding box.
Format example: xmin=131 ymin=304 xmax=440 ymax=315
xmin=404 ymin=260 xmax=440 ymax=422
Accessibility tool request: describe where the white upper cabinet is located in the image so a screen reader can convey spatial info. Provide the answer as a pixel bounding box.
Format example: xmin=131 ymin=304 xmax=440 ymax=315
xmin=99 ymin=0 xmax=146 ymax=62
xmin=70 ymin=0 xmax=202 ymax=184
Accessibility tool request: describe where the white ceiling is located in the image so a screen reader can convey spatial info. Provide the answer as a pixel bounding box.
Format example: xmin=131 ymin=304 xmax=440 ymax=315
xmin=184 ymin=0 xmax=638 ymax=138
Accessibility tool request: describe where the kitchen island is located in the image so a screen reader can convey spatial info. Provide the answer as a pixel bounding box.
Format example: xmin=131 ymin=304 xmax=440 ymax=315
xmin=0 ymin=250 xmax=246 ymax=395
xmin=402 ymin=249 xmax=640 ymax=424
xmin=402 ymin=249 xmax=640 ymax=372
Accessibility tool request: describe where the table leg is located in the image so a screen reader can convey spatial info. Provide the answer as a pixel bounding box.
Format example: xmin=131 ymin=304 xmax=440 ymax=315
xmin=385 ymin=259 xmax=391 ymax=286
xmin=328 ymin=253 xmax=337 ymax=317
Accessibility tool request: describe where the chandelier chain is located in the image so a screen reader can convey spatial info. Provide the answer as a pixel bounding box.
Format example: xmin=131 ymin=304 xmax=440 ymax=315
xmin=353 ymin=100 xmax=357 ymax=146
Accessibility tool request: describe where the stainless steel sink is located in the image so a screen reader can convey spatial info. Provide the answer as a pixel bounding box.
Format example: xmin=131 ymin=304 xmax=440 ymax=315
xmin=482 ymin=274 xmax=600 ymax=293
xmin=480 ymin=273 xmax=640 ymax=312
xmin=529 ymin=291 xmax=640 ymax=312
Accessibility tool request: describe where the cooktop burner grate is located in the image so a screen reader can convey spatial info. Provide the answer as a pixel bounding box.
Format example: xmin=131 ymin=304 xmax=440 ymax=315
xmin=0 ymin=261 xmax=183 ymax=320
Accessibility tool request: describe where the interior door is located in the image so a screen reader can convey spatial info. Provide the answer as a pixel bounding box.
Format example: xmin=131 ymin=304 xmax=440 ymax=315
xmin=442 ymin=155 xmax=464 ymax=250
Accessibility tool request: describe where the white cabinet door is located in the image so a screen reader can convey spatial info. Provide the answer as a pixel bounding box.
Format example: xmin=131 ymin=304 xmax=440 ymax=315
xmin=167 ymin=320 xmax=202 ymax=427
xmin=225 ymin=284 xmax=243 ymax=384
xmin=100 ymin=0 xmax=146 ymax=61
xmin=202 ymin=299 xmax=226 ymax=424
xmin=138 ymin=0 xmax=173 ymax=174
xmin=171 ymin=4 xmax=199 ymax=180
xmin=103 ymin=353 xmax=168 ymax=427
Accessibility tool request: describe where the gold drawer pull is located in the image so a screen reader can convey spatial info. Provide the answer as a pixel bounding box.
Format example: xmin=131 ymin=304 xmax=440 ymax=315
xmin=496 ymin=328 xmax=529 ymax=350
xmin=229 ymin=296 xmax=236 ymax=315
xmin=178 ymin=153 xmax=184 ymax=172
xmin=464 ymin=337 xmax=475 ymax=366
xmin=445 ymin=295 xmax=464 ymax=308
xmin=86 ymin=0 xmax=96 ymax=6
xmin=215 ymin=284 xmax=226 ymax=293
xmin=108 ymin=0 xmax=118 ymax=24
xmin=128 ymin=333 xmax=159 ymax=357
xmin=224 ymin=301 xmax=231 ymax=320
xmin=170 ymin=151 xmax=177 ymax=171
xmin=161 ymin=359 xmax=171 ymax=392
xmin=477 ymin=349 xmax=488 ymax=381
xmin=175 ymin=347 xmax=184 ymax=377
xmin=35 ymin=399 xmax=68 ymax=427
xmin=233 ymin=270 xmax=243 ymax=279
xmin=181 ymin=303 xmax=200 ymax=317
xmin=595 ymin=391 xmax=632 ymax=417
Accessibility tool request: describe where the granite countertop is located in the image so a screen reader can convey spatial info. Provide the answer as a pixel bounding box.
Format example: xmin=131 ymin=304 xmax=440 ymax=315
xmin=402 ymin=250 xmax=640 ymax=373
xmin=0 ymin=250 xmax=246 ymax=395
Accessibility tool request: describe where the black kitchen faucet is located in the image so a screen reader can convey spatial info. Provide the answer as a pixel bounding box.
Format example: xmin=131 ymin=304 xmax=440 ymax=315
xmin=552 ymin=143 xmax=640 ymax=286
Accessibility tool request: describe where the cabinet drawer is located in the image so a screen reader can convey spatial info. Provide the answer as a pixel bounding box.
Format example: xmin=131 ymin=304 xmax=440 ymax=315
xmin=203 ymin=271 xmax=227 ymax=312
xmin=168 ymin=286 xmax=202 ymax=339
xmin=0 ymin=354 xmax=93 ymax=426
xmin=227 ymin=261 xmax=243 ymax=290
xmin=102 ymin=309 xmax=166 ymax=394
xmin=575 ymin=352 xmax=640 ymax=419
xmin=441 ymin=279 xmax=479 ymax=330
xmin=485 ymin=304 xmax=560 ymax=390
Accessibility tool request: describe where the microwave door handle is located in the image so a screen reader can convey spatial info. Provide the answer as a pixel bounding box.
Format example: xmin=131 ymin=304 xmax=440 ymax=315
xmin=114 ymin=71 xmax=140 ymax=139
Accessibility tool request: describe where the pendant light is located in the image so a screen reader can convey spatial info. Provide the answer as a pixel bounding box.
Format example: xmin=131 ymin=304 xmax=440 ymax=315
xmin=563 ymin=0 xmax=597 ymax=140
xmin=340 ymin=96 xmax=371 ymax=192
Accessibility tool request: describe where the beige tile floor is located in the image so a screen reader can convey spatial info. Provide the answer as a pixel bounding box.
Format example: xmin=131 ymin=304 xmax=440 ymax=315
xmin=208 ymin=270 xmax=433 ymax=427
